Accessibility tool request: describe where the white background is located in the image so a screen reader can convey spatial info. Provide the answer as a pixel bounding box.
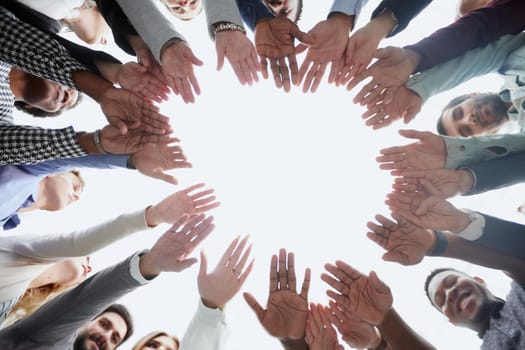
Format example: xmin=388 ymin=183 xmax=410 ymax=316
xmin=10 ymin=1 xmax=525 ymax=349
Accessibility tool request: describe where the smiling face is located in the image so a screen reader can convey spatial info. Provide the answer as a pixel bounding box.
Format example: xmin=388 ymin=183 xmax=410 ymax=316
xmin=263 ymin=0 xmax=301 ymax=22
xmin=161 ymin=0 xmax=202 ymax=20
xmin=22 ymin=74 xmax=79 ymax=113
xmin=440 ymin=94 xmax=509 ymax=137
xmin=75 ymin=312 xmax=128 ymax=350
xmin=427 ymin=270 xmax=493 ymax=330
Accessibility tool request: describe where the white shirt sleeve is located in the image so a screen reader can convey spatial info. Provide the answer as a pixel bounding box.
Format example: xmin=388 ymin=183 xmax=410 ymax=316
xmin=329 ymin=0 xmax=368 ymax=17
xmin=179 ymin=299 xmax=229 ymax=350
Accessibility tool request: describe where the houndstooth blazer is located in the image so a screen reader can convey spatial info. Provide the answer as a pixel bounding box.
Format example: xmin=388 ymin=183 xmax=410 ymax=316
xmin=0 ymin=5 xmax=88 ymax=165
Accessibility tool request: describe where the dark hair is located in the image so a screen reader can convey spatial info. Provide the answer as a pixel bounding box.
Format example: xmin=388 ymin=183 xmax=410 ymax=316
xmin=98 ymin=304 xmax=134 ymax=345
xmin=436 ymin=94 xmax=471 ymax=135
xmin=14 ymin=92 xmax=83 ymax=118
xmin=294 ymin=0 xmax=304 ymax=23
xmin=424 ymin=267 xmax=461 ymax=306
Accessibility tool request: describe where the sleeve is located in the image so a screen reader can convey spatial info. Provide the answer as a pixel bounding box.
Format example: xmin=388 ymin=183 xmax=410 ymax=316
xmin=371 ymin=0 xmax=432 ymax=37
xmin=462 ymin=152 xmax=525 ymax=195
xmin=0 ymin=124 xmax=86 ymax=166
xmin=204 ymin=0 xmax=245 ymax=38
xmin=179 ymin=300 xmax=229 ymax=350
xmin=237 ymin=0 xmax=274 ymax=32
xmin=115 ymin=0 xmax=186 ymax=62
xmin=406 ymin=34 xmax=525 ymax=103
xmin=5 ymin=253 xmax=149 ymax=345
xmin=95 ymin=0 xmax=139 ymax=56
xmin=329 ymin=0 xmax=368 ymax=18
xmin=18 ymin=154 xmax=130 ymax=176
xmin=0 ymin=5 xmax=87 ymax=89
xmin=4 ymin=209 xmax=149 ymax=263
xmin=443 ymin=133 xmax=525 ymax=169
xmin=474 ymin=213 xmax=525 ymax=259
xmin=404 ymin=0 xmax=525 ymax=72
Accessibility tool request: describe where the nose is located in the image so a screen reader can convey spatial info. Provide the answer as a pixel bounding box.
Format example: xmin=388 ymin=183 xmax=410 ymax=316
xmin=467 ymin=111 xmax=477 ymax=125
xmin=445 ymin=287 xmax=458 ymax=306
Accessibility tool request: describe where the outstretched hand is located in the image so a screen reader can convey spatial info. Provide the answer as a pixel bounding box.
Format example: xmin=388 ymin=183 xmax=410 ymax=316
xmin=377 ymin=130 xmax=446 ymax=171
xmin=322 ymin=261 xmax=392 ymax=326
xmin=117 ymin=62 xmax=170 ymax=103
xmin=305 ymin=304 xmax=344 ymax=350
xmin=130 ymin=140 xmax=192 ymax=184
xmin=255 ymin=17 xmax=314 ymax=92
xmin=100 ymin=87 xmax=171 ymax=135
xmin=198 ymin=236 xmax=254 ymax=309
xmin=140 ymin=214 xmax=215 ymax=277
xmin=161 ymin=41 xmax=203 ymax=104
xmin=99 ymin=124 xmax=172 ymax=155
xmin=146 ymin=183 xmax=220 ymax=226
xmin=243 ymin=248 xmax=311 ymax=339
xmin=393 ymin=168 xmax=474 ymax=199
xmin=216 ymin=30 xmax=260 ymax=86
xmin=367 ymin=213 xmax=435 ymax=265
xmin=327 ymin=301 xmax=382 ymax=349
xmin=295 ymin=14 xmax=352 ymax=93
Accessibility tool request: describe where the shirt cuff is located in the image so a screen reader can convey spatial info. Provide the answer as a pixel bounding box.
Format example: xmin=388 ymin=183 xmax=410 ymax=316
xmin=197 ymin=298 xmax=227 ymax=326
xmin=329 ymin=0 xmax=363 ymax=17
xmin=454 ymin=209 xmax=485 ymax=241
xmin=129 ymin=250 xmax=154 ymax=284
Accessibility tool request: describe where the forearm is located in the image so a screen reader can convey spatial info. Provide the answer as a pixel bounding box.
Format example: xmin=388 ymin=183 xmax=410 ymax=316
xmin=377 ymin=309 xmax=436 ymax=350
xmin=0 ymin=124 xmax=86 ymax=165
xmin=406 ymin=33 xmax=525 ymax=103
xmin=93 ymin=60 xmax=121 ymax=84
xmin=116 ymin=0 xmax=186 ymax=61
xmin=179 ymin=299 xmax=229 ymax=350
xmin=405 ymin=0 xmax=525 ymax=72
xmin=71 ymin=70 xmax=114 ymax=103
xmin=371 ymin=0 xmax=431 ymax=37
xmin=11 ymin=209 xmax=149 ymax=260
xmin=444 ymin=133 xmax=525 ymax=169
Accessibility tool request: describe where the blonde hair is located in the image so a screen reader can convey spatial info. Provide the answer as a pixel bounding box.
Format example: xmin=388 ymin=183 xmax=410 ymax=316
xmin=132 ymin=331 xmax=180 ymax=350
xmin=2 ymin=283 xmax=72 ymax=328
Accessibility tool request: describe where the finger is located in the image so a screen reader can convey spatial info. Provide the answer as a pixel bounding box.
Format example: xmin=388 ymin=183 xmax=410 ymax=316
xmin=230 ymin=235 xmax=250 ymax=267
xmin=177 ymin=258 xmax=198 ymax=270
xmin=278 ymin=248 xmax=287 ymax=288
xmin=311 ymin=303 xmax=323 ymax=330
xmin=312 ymin=64 xmax=329 ymax=93
xmin=302 ymin=63 xmax=318 ymax=93
xmin=375 ymin=214 xmax=397 ymax=230
xmin=298 ymin=58 xmax=313 ymax=86
xmin=243 ymin=292 xmax=265 ymax=322
xmin=259 ymin=55 xmax=269 ymax=79
xmin=353 ymin=79 xmax=377 ymax=103
xmin=398 ymin=129 xmax=427 ymax=141
xmin=328 ymin=58 xmax=343 ymax=85
xmin=306 ymin=315 xmax=315 ymax=340
xmin=287 ymin=251 xmax=297 ymax=292
xmin=152 ymin=171 xmax=178 ymax=185
xmin=295 ymin=43 xmax=309 ymax=55
xmin=190 ymin=188 xmax=215 ymax=200
xmin=345 ymin=66 xmax=368 ymax=91
xmin=198 ymin=250 xmax=208 ymax=277
xmin=419 ymin=178 xmax=442 ymax=197
xmin=232 ymin=61 xmax=248 ymax=86
xmin=219 ymin=236 xmax=240 ymax=267
xmin=279 ymin=57 xmax=291 ymax=92
xmin=291 ymin=27 xmax=315 ymax=46
xmin=269 ymin=254 xmax=278 ymax=292
xmin=183 ymin=182 xmax=206 ymax=194
xmin=195 ymin=201 xmax=221 ymax=213
xmin=187 ymin=217 xmax=215 ymax=248
xmin=180 ymin=78 xmax=195 ymax=104
xmin=300 ymin=267 xmax=311 ymax=299
xmin=288 ymin=54 xmax=299 ymax=86
xmin=366 ymin=232 xmax=388 ymax=249
xmin=360 ymin=85 xmax=385 ymax=107
xmin=234 ymin=242 xmax=252 ymax=275
xmin=269 ymin=57 xmax=282 ymax=88
xmin=238 ymin=258 xmax=255 ymax=285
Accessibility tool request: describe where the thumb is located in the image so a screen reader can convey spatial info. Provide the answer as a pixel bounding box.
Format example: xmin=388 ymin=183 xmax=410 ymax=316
xmin=398 ymin=129 xmax=425 ymax=141
xmin=243 ymin=292 xmax=265 ymax=322
xmin=415 ymin=196 xmax=436 ymax=215
xmin=199 ymin=250 xmax=208 ymax=277
xmin=372 ymin=47 xmax=390 ymax=60
xmin=369 ymin=271 xmax=390 ymax=294
xmin=153 ymin=171 xmax=179 ymax=185
xmin=419 ymin=178 xmax=441 ymax=197
xmin=189 ymin=51 xmax=204 ymax=66
xmin=383 ymin=251 xmax=405 ymax=265
xmin=177 ymin=257 xmax=198 ymax=271
xmin=295 ymin=43 xmax=308 ymax=54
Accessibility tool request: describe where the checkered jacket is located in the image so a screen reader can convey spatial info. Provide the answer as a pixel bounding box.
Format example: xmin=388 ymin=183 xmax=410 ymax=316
xmin=0 ymin=6 xmax=88 ymax=165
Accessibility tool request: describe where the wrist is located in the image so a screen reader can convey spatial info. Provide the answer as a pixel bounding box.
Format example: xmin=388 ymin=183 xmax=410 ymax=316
xmin=212 ymin=21 xmax=246 ymax=40
xmin=457 ymin=169 xmax=475 ymax=194
xmin=201 ymin=297 xmax=222 ymax=310
xmin=450 ymin=211 xmax=472 ymax=234
xmin=160 ymin=37 xmax=185 ymax=62
xmin=138 ymin=252 xmax=161 ymax=279
xmin=369 ymin=9 xmax=396 ymax=39
xmin=404 ymin=48 xmax=421 ymax=75
xmin=428 ymin=230 xmax=448 ymax=256
xmin=145 ymin=205 xmax=160 ymax=227
xmin=77 ymin=131 xmax=98 ymax=154
xmin=327 ymin=12 xmax=354 ymax=32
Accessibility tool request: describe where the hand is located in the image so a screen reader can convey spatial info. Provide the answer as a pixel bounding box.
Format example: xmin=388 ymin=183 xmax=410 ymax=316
xmin=161 ymin=41 xmax=203 ymax=103
xmin=100 ymin=87 xmax=171 ymax=135
xmin=215 ymin=30 xmax=260 ymax=86
xmin=386 ymin=193 xmax=471 ymax=233
xmin=367 ymin=213 xmax=435 ymax=266
xmin=243 ymin=248 xmax=311 ymax=339
xmin=99 ymin=124 xmax=172 ymax=154
xmin=130 ymin=141 xmax=192 ymax=184
xmin=255 ymin=17 xmax=314 ymax=92
xmin=198 ymin=236 xmax=254 ymax=309
xmin=322 ymin=261 xmax=392 ymax=325
xmin=305 ymin=304 xmax=343 ymax=350
xmin=131 ymin=35 xmax=169 ymax=87
xmin=377 ymin=130 xmax=446 ymax=171
xmin=146 ymin=183 xmax=220 ymax=226
xmin=360 ymin=86 xmax=423 ymax=130
xmin=348 ymin=46 xmax=420 ymax=98
xmin=393 ymin=168 xmax=474 ymax=199
xmin=117 ymin=62 xmax=170 ymax=103
xmin=327 ymin=301 xmax=381 ymax=349
xmin=139 ymin=214 xmax=215 ymax=278
xmin=295 ymin=14 xmax=352 ymax=93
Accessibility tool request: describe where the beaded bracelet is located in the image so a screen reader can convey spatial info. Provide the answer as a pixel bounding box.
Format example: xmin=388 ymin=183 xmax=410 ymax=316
xmin=213 ymin=21 xmax=246 ymax=37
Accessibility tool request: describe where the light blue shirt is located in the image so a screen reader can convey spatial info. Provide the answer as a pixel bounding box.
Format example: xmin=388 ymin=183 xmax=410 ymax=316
xmin=330 ymin=0 xmax=368 ymax=18
xmin=0 ymin=154 xmax=128 ymax=230
xmin=405 ymin=33 xmax=525 ymax=168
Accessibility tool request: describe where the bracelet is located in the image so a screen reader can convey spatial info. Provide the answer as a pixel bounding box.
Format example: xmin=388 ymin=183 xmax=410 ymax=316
xmin=213 ymin=22 xmax=246 ymax=36
xmin=428 ymin=230 xmax=448 ymax=256
xmin=93 ymin=129 xmax=108 ymax=154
